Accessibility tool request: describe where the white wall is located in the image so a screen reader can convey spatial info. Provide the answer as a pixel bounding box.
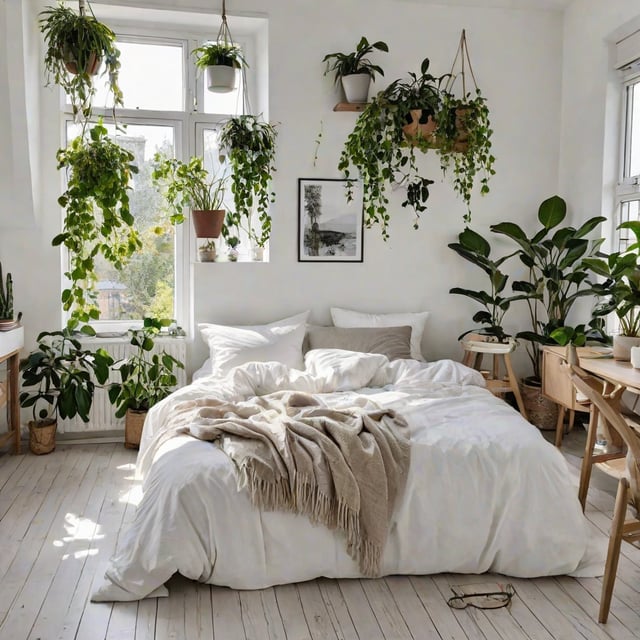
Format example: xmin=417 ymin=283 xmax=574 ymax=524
xmin=0 ymin=0 xmax=566 ymax=381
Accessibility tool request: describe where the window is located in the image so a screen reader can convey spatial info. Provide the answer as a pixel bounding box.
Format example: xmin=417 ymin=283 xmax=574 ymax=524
xmin=59 ymin=7 xmax=266 ymax=329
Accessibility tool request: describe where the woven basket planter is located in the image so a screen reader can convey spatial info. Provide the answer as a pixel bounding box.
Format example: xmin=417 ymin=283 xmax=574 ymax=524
xmin=402 ymin=109 xmax=438 ymax=146
xmin=520 ymin=380 xmax=558 ymax=430
xmin=125 ymin=409 xmax=147 ymax=450
xmin=29 ymin=420 xmax=57 ymax=455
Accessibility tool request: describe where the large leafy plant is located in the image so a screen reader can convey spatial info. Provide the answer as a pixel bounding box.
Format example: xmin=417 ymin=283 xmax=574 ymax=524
xmin=219 ymin=115 xmax=278 ymax=249
xmin=108 ymin=318 xmax=184 ymax=417
xmin=53 ymin=120 xmax=141 ymax=331
xmin=39 ymin=1 xmax=123 ymax=122
xmin=193 ymin=41 xmax=246 ymax=69
xmin=19 ymin=330 xmax=113 ymax=425
xmin=448 ymin=227 xmax=526 ymax=342
xmin=338 ymin=58 xmax=448 ymax=239
xmin=322 ymin=36 xmax=388 ymax=83
xmin=490 ymin=195 xmax=606 ymax=381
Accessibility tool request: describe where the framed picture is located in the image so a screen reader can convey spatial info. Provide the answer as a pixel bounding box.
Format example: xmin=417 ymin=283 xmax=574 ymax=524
xmin=298 ymin=178 xmax=364 ymax=262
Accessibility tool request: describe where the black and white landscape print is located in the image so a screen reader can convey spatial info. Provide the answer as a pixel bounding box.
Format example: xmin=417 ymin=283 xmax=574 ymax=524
xmin=298 ymin=179 xmax=363 ymax=262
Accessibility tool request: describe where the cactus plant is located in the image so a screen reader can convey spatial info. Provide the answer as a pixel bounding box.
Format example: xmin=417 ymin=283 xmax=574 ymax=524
xmin=0 ymin=262 xmax=14 ymax=321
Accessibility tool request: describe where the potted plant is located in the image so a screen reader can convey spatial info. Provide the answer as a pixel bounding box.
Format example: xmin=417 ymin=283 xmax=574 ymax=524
xmin=448 ymin=227 xmax=527 ymax=344
xmin=585 ymin=220 xmax=640 ymax=360
xmin=338 ymin=58 xmax=449 ymax=239
xmin=219 ymin=115 xmax=278 ymax=255
xmin=19 ymin=330 xmax=113 ymax=454
xmin=322 ymin=36 xmax=388 ymax=104
xmin=53 ymin=120 xmax=141 ymax=332
xmin=39 ymin=0 xmax=123 ymax=121
xmin=152 ymin=153 xmax=227 ymax=241
xmin=108 ymin=318 xmax=184 ymax=449
xmin=193 ymin=41 xmax=246 ymax=93
xmin=0 ymin=262 xmax=16 ymax=329
xmin=198 ymin=239 xmax=218 ymax=263
xmin=490 ymin=195 xmax=606 ymax=428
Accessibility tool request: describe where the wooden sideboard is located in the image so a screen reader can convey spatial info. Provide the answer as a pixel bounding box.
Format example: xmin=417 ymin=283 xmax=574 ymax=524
xmin=0 ymin=327 xmax=24 ymax=454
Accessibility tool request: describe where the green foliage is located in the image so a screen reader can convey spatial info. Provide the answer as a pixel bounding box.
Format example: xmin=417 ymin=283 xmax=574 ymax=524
xmin=490 ymin=195 xmax=606 ymax=380
xmin=322 ymin=36 xmax=388 ymax=84
xmin=448 ymin=227 xmax=527 ymax=342
xmin=0 ymin=262 xmax=14 ymax=320
xmin=338 ymin=58 xmax=448 ymax=239
xmin=586 ymin=220 xmax=640 ymax=337
xmin=437 ymin=89 xmax=496 ymax=224
xmin=152 ymin=154 xmax=227 ymax=225
xmin=219 ymin=115 xmax=278 ymax=249
xmin=192 ymin=41 xmax=246 ymax=69
xmin=39 ymin=1 xmax=122 ymax=122
xmin=108 ymin=318 xmax=184 ymax=417
xmin=53 ymin=120 xmax=141 ymax=331
xmin=19 ymin=329 xmax=114 ymax=424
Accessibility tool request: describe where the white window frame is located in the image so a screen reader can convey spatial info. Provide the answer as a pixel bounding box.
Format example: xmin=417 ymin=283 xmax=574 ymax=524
xmin=58 ymin=13 xmax=261 ymax=332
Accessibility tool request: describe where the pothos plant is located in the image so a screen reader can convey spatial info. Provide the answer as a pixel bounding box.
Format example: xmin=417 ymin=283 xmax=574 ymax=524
xmin=39 ymin=0 xmax=123 ymax=122
xmin=338 ymin=58 xmax=449 ymax=239
xmin=53 ymin=120 xmax=141 ymax=331
xmin=219 ymin=115 xmax=278 ymax=250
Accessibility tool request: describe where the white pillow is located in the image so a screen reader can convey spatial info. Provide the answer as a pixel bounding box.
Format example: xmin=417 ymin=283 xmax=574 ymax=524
xmin=197 ymin=311 xmax=310 ymax=378
xmin=305 ymin=349 xmax=389 ymax=391
xmin=330 ymin=307 xmax=429 ymax=361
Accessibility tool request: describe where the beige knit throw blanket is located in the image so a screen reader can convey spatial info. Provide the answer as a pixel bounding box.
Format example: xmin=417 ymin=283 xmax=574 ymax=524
xmin=168 ymin=390 xmax=411 ymax=577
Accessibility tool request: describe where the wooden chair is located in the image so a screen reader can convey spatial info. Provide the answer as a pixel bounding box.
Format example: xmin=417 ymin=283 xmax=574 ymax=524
xmin=569 ymin=364 xmax=640 ymax=623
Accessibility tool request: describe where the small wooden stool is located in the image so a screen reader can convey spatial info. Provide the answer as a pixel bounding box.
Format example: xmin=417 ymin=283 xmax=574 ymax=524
xmin=461 ymin=337 xmax=528 ymax=421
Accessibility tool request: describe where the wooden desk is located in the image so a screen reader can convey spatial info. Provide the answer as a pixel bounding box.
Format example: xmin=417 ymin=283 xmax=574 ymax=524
xmin=0 ymin=327 xmax=23 ymax=455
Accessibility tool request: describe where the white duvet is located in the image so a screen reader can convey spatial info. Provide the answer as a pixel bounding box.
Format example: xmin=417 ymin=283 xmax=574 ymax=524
xmin=92 ymin=350 xmax=603 ymax=602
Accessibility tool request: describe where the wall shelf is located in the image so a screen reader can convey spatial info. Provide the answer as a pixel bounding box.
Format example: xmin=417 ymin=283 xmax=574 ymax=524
xmin=333 ymin=102 xmax=368 ymax=112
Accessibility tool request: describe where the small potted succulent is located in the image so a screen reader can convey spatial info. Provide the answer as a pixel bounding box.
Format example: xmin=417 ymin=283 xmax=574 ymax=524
xmin=193 ymin=41 xmax=246 ymax=93
xmin=322 ymin=36 xmax=388 ymax=104
xmin=19 ymin=330 xmax=113 ymax=454
xmin=152 ymin=154 xmax=227 ymax=241
xmin=39 ymin=0 xmax=123 ymax=121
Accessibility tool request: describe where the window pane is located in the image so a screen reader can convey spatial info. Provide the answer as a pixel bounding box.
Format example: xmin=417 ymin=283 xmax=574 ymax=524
xmin=618 ymin=199 xmax=640 ymax=250
xmin=627 ymin=82 xmax=640 ymax=178
xmin=65 ymin=122 xmax=177 ymax=321
xmin=92 ymin=41 xmax=184 ymax=112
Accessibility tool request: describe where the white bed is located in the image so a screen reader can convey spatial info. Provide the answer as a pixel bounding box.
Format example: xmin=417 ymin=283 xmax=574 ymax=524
xmin=92 ymin=349 xmax=603 ymax=602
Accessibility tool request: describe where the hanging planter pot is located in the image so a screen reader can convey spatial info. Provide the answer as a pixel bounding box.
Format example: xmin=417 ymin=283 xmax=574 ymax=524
xmin=206 ymin=64 xmax=237 ymax=93
xmin=192 ymin=209 xmax=226 ymax=239
xmin=402 ymin=109 xmax=438 ymax=146
xmin=341 ymin=73 xmax=371 ymax=103
xmin=62 ymin=48 xmax=102 ymax=76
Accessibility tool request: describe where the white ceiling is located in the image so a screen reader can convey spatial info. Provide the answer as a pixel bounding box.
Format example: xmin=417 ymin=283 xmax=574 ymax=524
xmin=392 ymin=0 xmax=572 ymax=10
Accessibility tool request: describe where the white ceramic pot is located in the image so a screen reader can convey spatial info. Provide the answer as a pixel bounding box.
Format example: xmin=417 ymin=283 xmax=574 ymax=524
xmin=250 ymin=246 xmax=264 ymax=261
xmin=206 ymin=65 xmax=237 ymax=93
xmin=612 ymin=334 xmax=640 ymax=360
xmin=341 ymin=73 xmax=370 ymax=103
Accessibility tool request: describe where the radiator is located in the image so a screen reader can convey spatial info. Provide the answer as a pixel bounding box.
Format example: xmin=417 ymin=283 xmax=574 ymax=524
xmin=58 ymin=336 xmax=187 ymax=434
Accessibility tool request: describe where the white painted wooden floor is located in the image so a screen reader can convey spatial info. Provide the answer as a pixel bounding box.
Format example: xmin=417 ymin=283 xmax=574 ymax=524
xmin=0 ymin=435 xmax=639 ymax=640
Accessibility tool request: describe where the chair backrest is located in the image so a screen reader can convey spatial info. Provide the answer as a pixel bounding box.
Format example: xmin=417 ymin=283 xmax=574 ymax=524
xmin=569 ymin=364 xmax=640 ymax=515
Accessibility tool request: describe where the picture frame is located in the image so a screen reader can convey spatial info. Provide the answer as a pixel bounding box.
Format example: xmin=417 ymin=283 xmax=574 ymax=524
xmin=297 ymin=178 xmax=364 ymax=262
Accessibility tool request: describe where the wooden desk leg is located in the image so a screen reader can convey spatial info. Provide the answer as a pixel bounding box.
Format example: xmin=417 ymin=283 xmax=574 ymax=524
xmin=504 ymin=353 xmax=528 ymax=421
xmin=462 ymin=350 xmax=474 ymax=367
xmin=9 ymin=352 xmax=20 ymax=455
xmin=554 ymin=405 xmax=566 ymax=448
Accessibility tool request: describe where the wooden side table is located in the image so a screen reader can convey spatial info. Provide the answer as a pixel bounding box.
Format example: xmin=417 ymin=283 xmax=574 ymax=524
xmin=461 ymin=337 xmax=528 ymax=420
xmin=0 ymin=327 xmax=24 ymax=455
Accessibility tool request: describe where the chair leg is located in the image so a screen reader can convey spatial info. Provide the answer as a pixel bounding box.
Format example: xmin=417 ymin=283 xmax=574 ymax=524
xmin=555 ymin=405 xmax=566 ymax=448
xmin=599 ymin=478 xmax=629 ymax=624
xmin=578 ymin=406 xmax=599 ymax=511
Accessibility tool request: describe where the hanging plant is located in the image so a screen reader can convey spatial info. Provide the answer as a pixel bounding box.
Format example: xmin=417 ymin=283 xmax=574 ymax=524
xmin=436 ymin=30 xmax=496 ymax=224
xmin=219 ymin=115 xmax=278 ymax=250
xmin=53 ymin=120 xmax=141 ymax=331
xmin=39 ymin=0 xmax=123 ymax=122
xmin=338 ymin=58 xmax=448 ymax=239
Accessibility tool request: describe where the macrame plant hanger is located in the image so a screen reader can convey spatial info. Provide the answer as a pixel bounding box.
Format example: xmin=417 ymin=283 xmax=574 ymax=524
xmin=445 ymin=29 xmax=479 ymax=98
xmin=217 ymin=0 xmax=252 ymax=115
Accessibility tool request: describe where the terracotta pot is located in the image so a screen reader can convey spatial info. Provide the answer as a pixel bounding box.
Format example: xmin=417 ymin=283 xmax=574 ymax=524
xmin=29 ymin=419 xmax=56 ymax=455
xmin=192 ymin=210 xmax=225 ymax=239
xmin=402 ymin=109 xmax=437 ymax=146
xmin=612 ymin=334 xmax=640 ymax=361
xmin=206 ymin=65 xmax=237 ymax=93
xmin=63 ymin=50 xmax=102 ymax=76
xmin=520 ymin=378 xmax=558 ymax=430
xmin=125 ymin=409 xmax=147 ymax=450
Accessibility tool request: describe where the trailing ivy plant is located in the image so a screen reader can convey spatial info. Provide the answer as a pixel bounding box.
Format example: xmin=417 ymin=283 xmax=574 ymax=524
xmin=338 ymin=58 xmax=449 ymax=239
xmin=219 ymin=115 xmax=278 ymax=249
xmin=39 ymin=1 xmax=123 ymax=122
xmin=436 ymin=89 xmax=495 ymax=224
xmin=53 ymin=120 xmax=141 ymax=331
